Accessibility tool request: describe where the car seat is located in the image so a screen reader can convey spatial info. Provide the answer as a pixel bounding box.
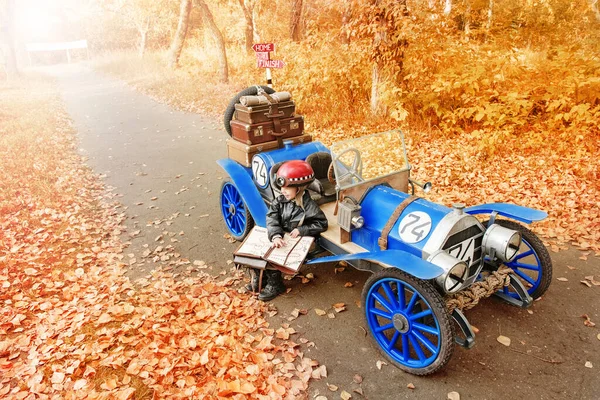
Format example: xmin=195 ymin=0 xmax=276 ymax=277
xmin=305 ymin=152 xmax=336 ymax=204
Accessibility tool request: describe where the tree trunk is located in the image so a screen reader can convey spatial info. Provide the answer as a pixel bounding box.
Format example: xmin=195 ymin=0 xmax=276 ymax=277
xmin=5 ymin=0 xmax=18 ymax=78
xmin=290 ymin=0 xmax=303 ymax=42
xmin=197 ymin=0 xmax=229 ymax=83
xmin=486 ymin=0 xmax=493 ymax=31
xmin=238 ymin=0 xmax=254 ymax=54
xmin=139 ymin=17 xmax=150 ymax=58
xmin=168 ymin=0 xmax=192 ymax=69
xmin=370 ymin=64 xmax=380 ymax=114
xmin=464 ymin=0 xmax=471 ymax=37
xmin=444 ymin=0 xmax=452 ymax=15
xmin=340 ymin=0 xmax=351 ymax=44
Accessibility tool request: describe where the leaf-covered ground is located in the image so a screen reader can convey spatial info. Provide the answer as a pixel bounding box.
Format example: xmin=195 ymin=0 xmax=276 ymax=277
xmin=0 ymin=76 xmax=325 ymax=399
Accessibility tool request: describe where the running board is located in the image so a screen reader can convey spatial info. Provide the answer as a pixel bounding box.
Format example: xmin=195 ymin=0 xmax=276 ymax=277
xmin=452 ymin=309 xmax=475 ymax=349
xmin=493 ymin=273 xmax=533 ymax=308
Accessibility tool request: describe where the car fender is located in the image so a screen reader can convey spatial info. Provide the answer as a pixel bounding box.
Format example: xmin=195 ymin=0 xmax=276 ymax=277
xmin=306 ymin=250 xmax=444 ymax=280
xmin=217 ymin=158 xmax=268 ymax=227
xmin=463 ymin=203 xmax=547 ymax=224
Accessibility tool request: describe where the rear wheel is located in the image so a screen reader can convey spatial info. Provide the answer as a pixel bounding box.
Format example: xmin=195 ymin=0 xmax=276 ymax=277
xmin=223 ymin=85 xmax=275 ymax=136
xmin=220 ymin=181 xmax=254 ymax=241
xmin=362 ymin=269 xmax=454 ymax=375
xmin=482 ymin=219 xmax=552 ymax=300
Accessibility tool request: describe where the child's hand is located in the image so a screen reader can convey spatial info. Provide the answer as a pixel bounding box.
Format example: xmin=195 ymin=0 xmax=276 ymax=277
xmin=289 ymin=228 xmax=301 ymax=238
xmin=273 ymin=237 xmax=285 ymax=248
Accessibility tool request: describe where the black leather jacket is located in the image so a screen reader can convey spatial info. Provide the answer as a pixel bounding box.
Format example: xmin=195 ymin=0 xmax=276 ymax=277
xmin=266 ymin=191 xmax=328 ymax=241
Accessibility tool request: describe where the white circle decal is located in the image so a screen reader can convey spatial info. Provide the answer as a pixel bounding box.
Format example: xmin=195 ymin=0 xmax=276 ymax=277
xmin=252 ymin=156 xmax=269 ymax=188
xmin=398 ymin=211 xmax=432 ymax=243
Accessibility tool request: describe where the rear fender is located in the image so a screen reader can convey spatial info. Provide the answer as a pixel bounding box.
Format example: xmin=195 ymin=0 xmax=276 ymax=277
xmin=217 ymin=159 xmax=268 ymax=227
xmin=306 ymin=250 xmax=444 ymax=280
xmin=464 ymin=203 xmax=547 ymax=224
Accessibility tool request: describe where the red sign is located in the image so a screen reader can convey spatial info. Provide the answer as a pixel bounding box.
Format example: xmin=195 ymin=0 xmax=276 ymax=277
xmin=258 ymin=59 xmax=285 ymax=69
xmin=255 ymin=51 xmax=270 ymax=61
xmin=252 ymin=43 xmax=275 ymax=52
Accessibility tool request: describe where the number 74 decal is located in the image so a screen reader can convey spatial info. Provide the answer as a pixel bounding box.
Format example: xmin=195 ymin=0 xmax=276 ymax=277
xmin=398 ymin=211 xmax=432 ymax=244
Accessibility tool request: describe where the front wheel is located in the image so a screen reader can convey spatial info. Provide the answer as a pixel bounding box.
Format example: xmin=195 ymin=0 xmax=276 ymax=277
xmin=220 ymin=181 xmax=254 ymax=241
xmin=483 ymin=219 xmax=552 ymax=300
xmin=362 ymin=269 xmax=454 ymax=375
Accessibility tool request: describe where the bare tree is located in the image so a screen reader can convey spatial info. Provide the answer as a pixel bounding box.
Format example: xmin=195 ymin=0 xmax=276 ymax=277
xmin=486 ymin=0 xmax=493 ymax=31
xmin=340 ymin=0 xmax=352 ymax=44
xmin=197 ymin=0 xmax=228 ymax=83
xmin=444 ymin=0 xmax=452 ymax=15
xmin=168 ymin=0 xmax=192 ymax=68
xmin=464 ymin=0 xmax=471 ymax=37
xmin=290 ymin=0 xmax=303 ymax=42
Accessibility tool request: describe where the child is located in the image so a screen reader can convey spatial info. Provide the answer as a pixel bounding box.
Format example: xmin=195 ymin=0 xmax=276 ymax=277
xmin=248 ymin=159 xmax=328 ymax=301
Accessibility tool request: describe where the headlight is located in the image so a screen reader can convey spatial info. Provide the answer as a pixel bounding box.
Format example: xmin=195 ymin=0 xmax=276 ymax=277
xmin=428 ymin=250 xmax=469 ymax=294
xmin=482 ymin=223 xmax=522 ymax=262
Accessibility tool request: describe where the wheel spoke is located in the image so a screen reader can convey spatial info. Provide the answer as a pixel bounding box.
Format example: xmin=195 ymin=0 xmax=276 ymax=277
xmin=397 ymin=282 xmax=406 ymax=310
xmin=405 ymin=292 xmax=419 ymax=313
xmin=513 ymin=268 xmax=536 ymax=286
xmin=510 ymin=262 xmax=540 ymax=271
xmin=401 ymin=334 xmax=409 ymax=361
xmin=387 ymin=331 xmax=400 ymax=351
xmin=409 ymin=309 xmax=432 ymax=321
xmin=382 ymin=282 xmax=398 ymax=310
xmin=374 ymin=323 xmax=394 ymax=333
xmin=373 ymin=292 xmax=394 ymax=313
xmin=513 ymin=249 xmax=534 ymax=261
xmin=413 ymin=330 xmax=438 ymax=354
xmin=408 ymin=333 xmax=426 ymax=361
xmin=368 ymin=307 xmax=392 ymax=320
xmin=413 ymin=322 xmax=440 ymax=336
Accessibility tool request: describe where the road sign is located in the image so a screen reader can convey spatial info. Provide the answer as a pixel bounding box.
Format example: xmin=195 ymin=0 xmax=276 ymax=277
xmin=252 ymin=43 xmax=275 ymax=52
xmin=255 ymin=51 xmax=270 ymax=61
xmin=257 ymin=59 xmax=285 ymax=69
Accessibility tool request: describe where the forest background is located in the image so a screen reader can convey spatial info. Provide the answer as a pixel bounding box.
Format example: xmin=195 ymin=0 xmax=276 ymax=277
xmin=3 ymin=0 xmax=600 ymax=252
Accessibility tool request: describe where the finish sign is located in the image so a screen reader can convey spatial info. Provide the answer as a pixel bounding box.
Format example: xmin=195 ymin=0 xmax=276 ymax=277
xmin=252 ymin=42 xmax=285 ymax=69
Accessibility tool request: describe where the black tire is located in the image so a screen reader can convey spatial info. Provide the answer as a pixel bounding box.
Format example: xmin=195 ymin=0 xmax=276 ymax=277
xmin=482 ymin=219 xmax=553 ymax=299
xmin=223 ymin=85 xmax=275 ymax=136
xmin=361 ymin=269 xmax=455 ymax=375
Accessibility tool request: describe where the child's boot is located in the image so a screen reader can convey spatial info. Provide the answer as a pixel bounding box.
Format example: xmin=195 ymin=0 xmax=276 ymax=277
xmin=258 ymin=270 xmax=286 ymax=301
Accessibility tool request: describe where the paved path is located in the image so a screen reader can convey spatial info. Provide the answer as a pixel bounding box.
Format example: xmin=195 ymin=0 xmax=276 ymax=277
xmin=49 ymin=64 xmax=600 ymax=400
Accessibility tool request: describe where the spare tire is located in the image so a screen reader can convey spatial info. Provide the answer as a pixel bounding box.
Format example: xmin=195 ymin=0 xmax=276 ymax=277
xmin=223 ymin=85 xmax=275 ymax=136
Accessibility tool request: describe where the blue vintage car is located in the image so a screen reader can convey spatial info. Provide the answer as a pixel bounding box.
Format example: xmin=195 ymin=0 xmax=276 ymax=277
xmin=218 ymin=127 xmax=552 ymax=375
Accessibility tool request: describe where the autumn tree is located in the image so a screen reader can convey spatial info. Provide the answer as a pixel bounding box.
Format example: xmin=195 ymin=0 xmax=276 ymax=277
xmin=238 ymin=0 xmax=260 ymax=54
xmin=197 ymin=0 xmax=229 ymax=83
xmin=290 ymin=0 xmax=303 ymax=41
xmin=169 ymin=0 xmax=192 ymax=68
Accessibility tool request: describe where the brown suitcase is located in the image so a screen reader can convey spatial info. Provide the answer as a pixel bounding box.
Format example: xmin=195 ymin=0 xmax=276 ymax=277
xmin=230 ymin=116 xmax=304 ymax=145
xmin=234 ymin=101 xmax=296 ymax=124
xmin=226 ymin=134 xmax=313 ymax=167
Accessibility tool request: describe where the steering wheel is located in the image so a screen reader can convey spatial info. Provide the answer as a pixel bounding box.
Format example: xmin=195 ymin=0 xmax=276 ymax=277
xmin=333 ymin=148 xmax=364 ymax=183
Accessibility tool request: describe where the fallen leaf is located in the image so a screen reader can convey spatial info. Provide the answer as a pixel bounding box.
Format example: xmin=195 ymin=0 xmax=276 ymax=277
xmin=567 ymin=265 xmax=576 ymax=270
xmin=51 ymin=372 xmax=65 ymax=384
xmin=344 ymin=282 xmax=354 ymax=288
xmin=376 ymin=360 xmax=387 ymax=370
xmin=353 ymin=387 xmax=364 ymax=395
xmin=557 ymin=277 xmax=568 ymax=282
xmin=448 ymin=391 xmax=461 ymax=400
xmin=333 ymin=302 xmax=346 ymax=313
xmin=497 ymin=335 xmax=511 ymax=346
xmin=341 ymin=390 xmax=352 ymax=400
xmin=585 ymin=361 xmax=593 ymax=368
xmin=581 ymin=280 xmax=592 ymax=288
xmin=353 ymin=374 xmax=363 ymax=384
xmin=315 ymin=308 xmax=327 ymax=316
xmin=470 ymin=325 xmax=480 ymax=334
xmin=327 ymin=383 xmax=339 ymax=391
xmin=407 ymin=383 xmax=416 ymax=389
xmin=582 ymin=314 xmax=596 ymax=327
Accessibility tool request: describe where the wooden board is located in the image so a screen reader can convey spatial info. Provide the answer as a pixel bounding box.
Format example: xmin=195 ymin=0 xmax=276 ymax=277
xmin=319 ymin=202 xmax=367 ymax=254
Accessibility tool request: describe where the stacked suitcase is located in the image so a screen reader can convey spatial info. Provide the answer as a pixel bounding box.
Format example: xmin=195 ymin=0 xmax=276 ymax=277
xmin=227 ymin=90 xmax=311 ymax=167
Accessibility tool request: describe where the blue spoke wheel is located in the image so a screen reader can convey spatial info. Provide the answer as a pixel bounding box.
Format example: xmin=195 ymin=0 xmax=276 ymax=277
xmin=361 ymin=269 xmax=454 ymax=375
xmin=220 ymin=181 xmax=254 ymax=241
xmin=483 ymin=219 xmax=552 ymax=300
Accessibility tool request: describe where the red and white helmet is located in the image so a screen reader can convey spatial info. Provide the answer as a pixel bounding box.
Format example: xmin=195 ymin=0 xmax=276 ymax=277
xmin=276 ymin=160 xmax=315 ymax=188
